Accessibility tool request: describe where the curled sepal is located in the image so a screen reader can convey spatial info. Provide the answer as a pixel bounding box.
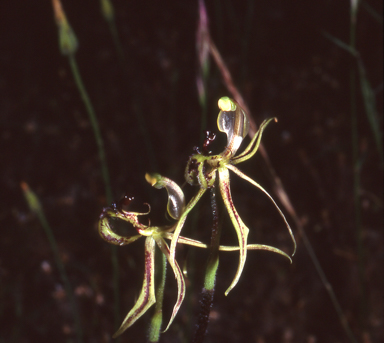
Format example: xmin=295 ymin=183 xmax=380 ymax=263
xmin=217 ymin=97 xmax=250 ymax=158
xmin=113 ymin=236 xmax=156 ymax=338
xmin=218 ymin=167 xmax=249 ymax=296
xmin=232 ymin=117 xmax=277 ymax=165
xmin=145 ymin=173 xmax=185 ymax=220
xmin=154 ymin=237 xmax=185 ymax=332
xmin=98 ymin=207 xmax=142 ymax=246
xmin=227 ymin=164 xmax=297 ymax=256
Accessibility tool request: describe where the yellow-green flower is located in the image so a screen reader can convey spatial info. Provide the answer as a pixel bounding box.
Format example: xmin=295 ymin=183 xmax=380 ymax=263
xmin=172 ymin=97 xmax=296 ymax=295
xmin=98 ymin=97 xmax=296 ymax=337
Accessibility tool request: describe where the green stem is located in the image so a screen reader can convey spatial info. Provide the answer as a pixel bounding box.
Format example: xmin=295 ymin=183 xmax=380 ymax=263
xmin=107 ymin=19 xmax=125 ymax=64
xmin=192 ymin=185 xmax=221 ymax=343
xmin=67 ymin=55 xmax=112 ymax=203
xmin=67 ymin=54 xmax=120 ymax=331
xmin=148 ymin=252 xmax=167 ymax=342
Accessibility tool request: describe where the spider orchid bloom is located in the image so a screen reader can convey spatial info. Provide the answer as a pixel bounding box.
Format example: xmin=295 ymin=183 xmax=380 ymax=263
xmin=99 ymin=172 xmax=292 ymax=337
xmin=98 ymin=174 xmax=187 ymax=337
xmin=169 ymin=97 xmax=296 ymax=296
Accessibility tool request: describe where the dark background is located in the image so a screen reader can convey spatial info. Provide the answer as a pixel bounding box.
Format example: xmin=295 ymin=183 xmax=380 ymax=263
xmin=0 ymin=1 xmax=382 ymax=342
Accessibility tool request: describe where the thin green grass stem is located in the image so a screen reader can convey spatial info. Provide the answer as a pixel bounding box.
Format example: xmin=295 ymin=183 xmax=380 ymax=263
xmin=148 ymin=252 xmax=167 ymax=342
xmin=67 ymin=55 xmax=112 ymax=203
xmin=107 ymin=20 xmax=125 ymax=64
xmin=100 ymin=0 xmax=125 ymax=64
xmin=101 ymin=0 xmax=158 ymax=173
xmin=22 ymin=183 xmax=83 ymax=343
xmin=67 ymin=54 xmax=121 ymax=333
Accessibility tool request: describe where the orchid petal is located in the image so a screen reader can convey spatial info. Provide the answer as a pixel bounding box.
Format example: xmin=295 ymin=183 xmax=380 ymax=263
xmin=217 ymin=97 xmax=250 ymax=158
xmin=113 ymin=236 xmax=156 ymax=338
xmin=218 ymin=167 xmax=249 ymax=296
xmin=155 ymin=237 xmax=186 ymax=332
xmin=145 ymin=173 xmax=185 ymax=220
xmin=98 ymin=209 xmax=143 ymax=246
xmin=163 ymin=232 xmax=208 ymax=249
xmin=219 ymin=244 xmax=292 ymax=263
xmin=169 ymin=188 xmax=206 ymax=269
xmin=227 ymin=164 xmax=296 ymax=255
xmin=164 ymin=232 xmax=291 ymax=263
xmin=232 ymin=117 xmax=276 ymax=164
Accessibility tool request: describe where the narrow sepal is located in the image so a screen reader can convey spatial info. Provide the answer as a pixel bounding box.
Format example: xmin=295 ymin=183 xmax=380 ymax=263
xmin=232 ymin=117 xmax=276 ymax=164
xmin=218 ymin=168 xmax=249 ymax=296
xmin=155 ymin=237 xmax=186 ymax=332
xmin=169 ymin=188 xmax=206 ymax=268
xmin=227 ymin=164 xmax=296 ymax=255
xmin=113 ymin=236 xmax=156 ymax=338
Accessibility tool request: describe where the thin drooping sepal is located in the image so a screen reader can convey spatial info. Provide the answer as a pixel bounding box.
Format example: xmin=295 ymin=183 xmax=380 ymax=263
xmin=162 ymin=232 xmax=292 ymax=263
xmin=113 ymin=236 xmax=156 ymax=338
xmin=232 ymin=117 xmax=276 ymax=164
xmin=218 ymin=167 xmax=249 ymax=296
xmin=227 ymin=164 xmax=297 ymax=255
xmin=227 ymin=244 xmax=292 ymax=263
xmin=169 ymin=188 xmax=206 ymax=269
xmin=155 ymin=237 xmax=186 ymax=332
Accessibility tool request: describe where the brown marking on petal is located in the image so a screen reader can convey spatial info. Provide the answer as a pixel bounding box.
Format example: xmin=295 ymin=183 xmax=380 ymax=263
xmin=223 ymin=181 xmax=238 ymax=220
xmin=99 ymin=229 xmax=125 ymax=245
xmin=121 ymin=249 xmax=153 ymax=329
xmin=130 ymin=250 xmax=152 ymax=317
xmin=218 ymin=169 xmax=249 ymax=295
xmin=223 ymin=181 xmax=246 ymax=250
xmin=185 ymin=157 xmax=201 ymax=186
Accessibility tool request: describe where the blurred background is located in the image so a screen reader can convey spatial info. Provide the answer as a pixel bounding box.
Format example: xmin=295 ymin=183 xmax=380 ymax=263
xmin=0 ymin=1 xmax=382 ymax=342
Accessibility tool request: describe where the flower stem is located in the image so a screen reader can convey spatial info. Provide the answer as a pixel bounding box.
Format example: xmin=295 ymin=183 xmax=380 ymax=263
xmin=67 ymin=54 xmax=120 ymax=332
xmin=192 ymin=185 xmax=221 ymax=343
xmin=148 ymin=252 xmax=167 ymax=342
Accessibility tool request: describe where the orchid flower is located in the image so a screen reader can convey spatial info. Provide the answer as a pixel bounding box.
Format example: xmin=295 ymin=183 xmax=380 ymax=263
xmin=170 ymin=97 xmax=296 ymax=296
xmin=98 ymin=97 xmax=296 ymax=337
xmin=99 ymin=171 xmax=292 ymax=337
xmin=98 ymin=174 xmax=186 ymax=337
